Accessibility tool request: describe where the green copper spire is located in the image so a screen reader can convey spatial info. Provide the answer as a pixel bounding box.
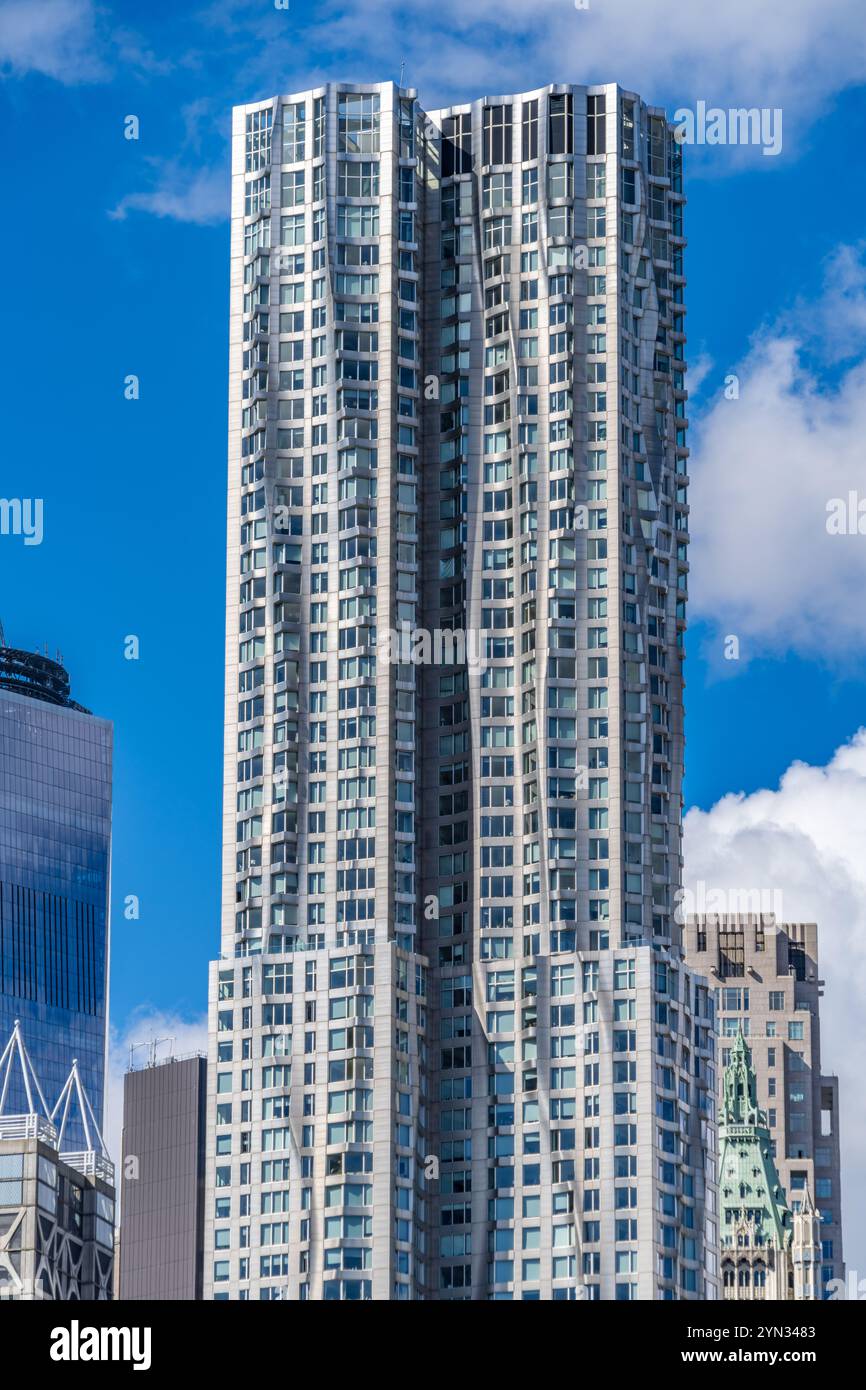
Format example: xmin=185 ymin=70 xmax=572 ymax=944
xmin=719 ymin=1029 xmax=791 ymax=1252
xmin=722 ymin=1027 xmax=765 ymax=1127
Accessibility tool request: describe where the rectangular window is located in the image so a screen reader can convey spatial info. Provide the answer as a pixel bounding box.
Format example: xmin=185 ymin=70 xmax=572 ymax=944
xmin=245 ymin=174 xmax=270 ymax=216
xmin=338 ymin=92 xmax=380 ymax=154
xmin=282 ymin=103 xmax=306 ymax=162
xmin=442 ymin=112 xmax=472 ymax=178
xmin=548 ymin=163 xmax=573 ymax=202
xmin=483 ymin=172 xmax=512 ymax=211
xmin=281 ymin=212 xmax=304 ymax=246
xmin=245 ymin=108 xmax=273 ymax=172
xmin=587 ymin=94 xmax=606 ymax=156
xmin=483 ymin=105 xmax=513 ymax=165
xmin=338 ymin=162 xmax=380 ymax=198
xmin=522 ymin=99 xmax=538 ymax=160
xmin=548 ymin=94 xmax=573 ymax=156
xmin=281 ymin=170 xmax=304 ymax=206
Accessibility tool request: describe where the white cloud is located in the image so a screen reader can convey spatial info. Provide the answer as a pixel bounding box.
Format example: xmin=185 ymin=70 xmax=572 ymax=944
xmin=109 ymin=160 xmax=228 ymax=225
xmin=105 ymin=1007 xmax=208 ymax=1180
xmin=0 ymin=0 xmax=106 ymax=82
xmin=796 ymin=241 xmax=866 ymax=363
xmin=684 ymin=729 xmax=866 ymax=1276
xmin=685 ymin=350 xmax=714 ymax=398
xmin=228 ymin=0 xmax=866 ymax=147
xmin=5 ymin=0 xmax=866 ymax=143
xmin=689 ymin=245 xmax=866 ymax=657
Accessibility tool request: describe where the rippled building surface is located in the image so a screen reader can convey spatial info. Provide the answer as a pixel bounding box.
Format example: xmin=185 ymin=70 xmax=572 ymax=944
xmin=205 ymin=83 xmax=718 ymax=1301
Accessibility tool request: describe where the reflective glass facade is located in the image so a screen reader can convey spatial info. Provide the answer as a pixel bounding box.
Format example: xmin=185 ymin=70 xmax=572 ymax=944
xmin=0 ymin=684 xmax=112 ymax=1144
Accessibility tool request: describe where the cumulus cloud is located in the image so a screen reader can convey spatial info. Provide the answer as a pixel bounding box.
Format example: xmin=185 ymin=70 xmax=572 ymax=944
xmin=796 ymin=241 xmax=866 ymax=363
xmin=689 ymin=245 xmax=866 ymax=658
xmin=105 ymin=1008 xmax=208 ymax=1179
xmin=0 ymin=0 xmax=107 ymax=82
xmin=0 ymin=0 xmax=167 ymax=84
xmin=6 ymin=0 xmax=866 ymax=144
xmin=684 ymin=729 xmax=866 ymax=1274
xmin=109 ymin=160 xmax=228 ymax=225
xmin=221 ymin=0 xmax=866 ymax=144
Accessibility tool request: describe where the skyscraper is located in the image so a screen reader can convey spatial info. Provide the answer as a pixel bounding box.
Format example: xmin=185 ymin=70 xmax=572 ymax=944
xmin=205 ymin=81 xmax=717 ymax=1301
xmin=0 ymin=642 xmax=112 ymax=1143
xmin=683 ymin=914 xmax=844 ymax=1295
xmin=716 ymin=1030 xmax=823 ymax=1301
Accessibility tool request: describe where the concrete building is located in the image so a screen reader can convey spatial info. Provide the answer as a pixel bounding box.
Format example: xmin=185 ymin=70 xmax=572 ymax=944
xmin=118 ymin=1052 xmax=208 ymax=1300
xmin=205 ymin=81 xmax=717 ymax=1301
xmin=0 ymin=641 xmax=112 ymax=1144
xmin=717 ymin=1030 xmax=823 ymax=1301
xmin=0 ymin=1021 xmax=114 ymax=1301
xmin=683 ymin=915 xmax=843 ymax=1296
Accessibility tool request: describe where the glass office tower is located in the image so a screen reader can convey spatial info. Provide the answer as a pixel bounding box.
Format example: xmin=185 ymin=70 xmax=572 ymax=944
xmin=0 ymin=644 xmax=112 ymax=1142
xmin=206 ymin=82 xmax=717 ymax=1301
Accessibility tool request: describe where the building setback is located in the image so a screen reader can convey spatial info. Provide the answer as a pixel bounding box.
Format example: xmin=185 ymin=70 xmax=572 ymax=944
xmin=118 ymin=1053 xmax=208 ymax=1300
xmin=205 ymin=81 xmax=717 ymax=1301
xmin=683 ymin=914 xmax=843 ymax=1295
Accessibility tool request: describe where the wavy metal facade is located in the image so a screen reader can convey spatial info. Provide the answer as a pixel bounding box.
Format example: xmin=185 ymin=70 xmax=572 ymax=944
xmin=205 ymin=82 xmax=718 ymax=1301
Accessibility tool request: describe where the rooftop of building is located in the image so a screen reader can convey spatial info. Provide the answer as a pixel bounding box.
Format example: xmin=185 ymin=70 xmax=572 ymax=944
xmin=0 ymin=1020 xmax=113 ymax=1186
xmin=125 ymin=1046 xmax=206 ymax=1075
xmin=0 ymin=635 xmax=90 ymax=713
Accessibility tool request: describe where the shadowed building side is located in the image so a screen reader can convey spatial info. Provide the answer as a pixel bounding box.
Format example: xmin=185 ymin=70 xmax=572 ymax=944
xmin=118 ymin=1053 xmax=207 ymax=1300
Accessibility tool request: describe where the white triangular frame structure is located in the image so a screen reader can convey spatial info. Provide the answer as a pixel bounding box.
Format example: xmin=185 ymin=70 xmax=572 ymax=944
xmin=50 ymin=1057 xmax=110 ymax=1161
xmin=0 ymin=1024 xmax=115 ymax=1300
xmin=0 ymin=1019 xmax=54 ymax=1140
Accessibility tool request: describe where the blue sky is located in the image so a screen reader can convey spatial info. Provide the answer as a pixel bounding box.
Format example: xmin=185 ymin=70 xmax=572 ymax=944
xmin=2 ymin=0 xmax=866 ymax=1265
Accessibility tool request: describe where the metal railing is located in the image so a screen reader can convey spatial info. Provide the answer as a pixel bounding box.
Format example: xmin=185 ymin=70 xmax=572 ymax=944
xmin=0 ymin=1113 xmax=57 ymax=1144
xmin=60 ymin=1150 xmax=115 ymax=1184
xmin=126 ymin=1049 xmax=206 ymax=1074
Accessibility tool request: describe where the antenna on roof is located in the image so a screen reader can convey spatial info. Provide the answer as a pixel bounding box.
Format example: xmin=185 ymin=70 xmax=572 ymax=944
xmin=399 ymin=59 xmax=406 ymax=90
xmin=128 ymin=1035 xmax=176 ymax=1070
